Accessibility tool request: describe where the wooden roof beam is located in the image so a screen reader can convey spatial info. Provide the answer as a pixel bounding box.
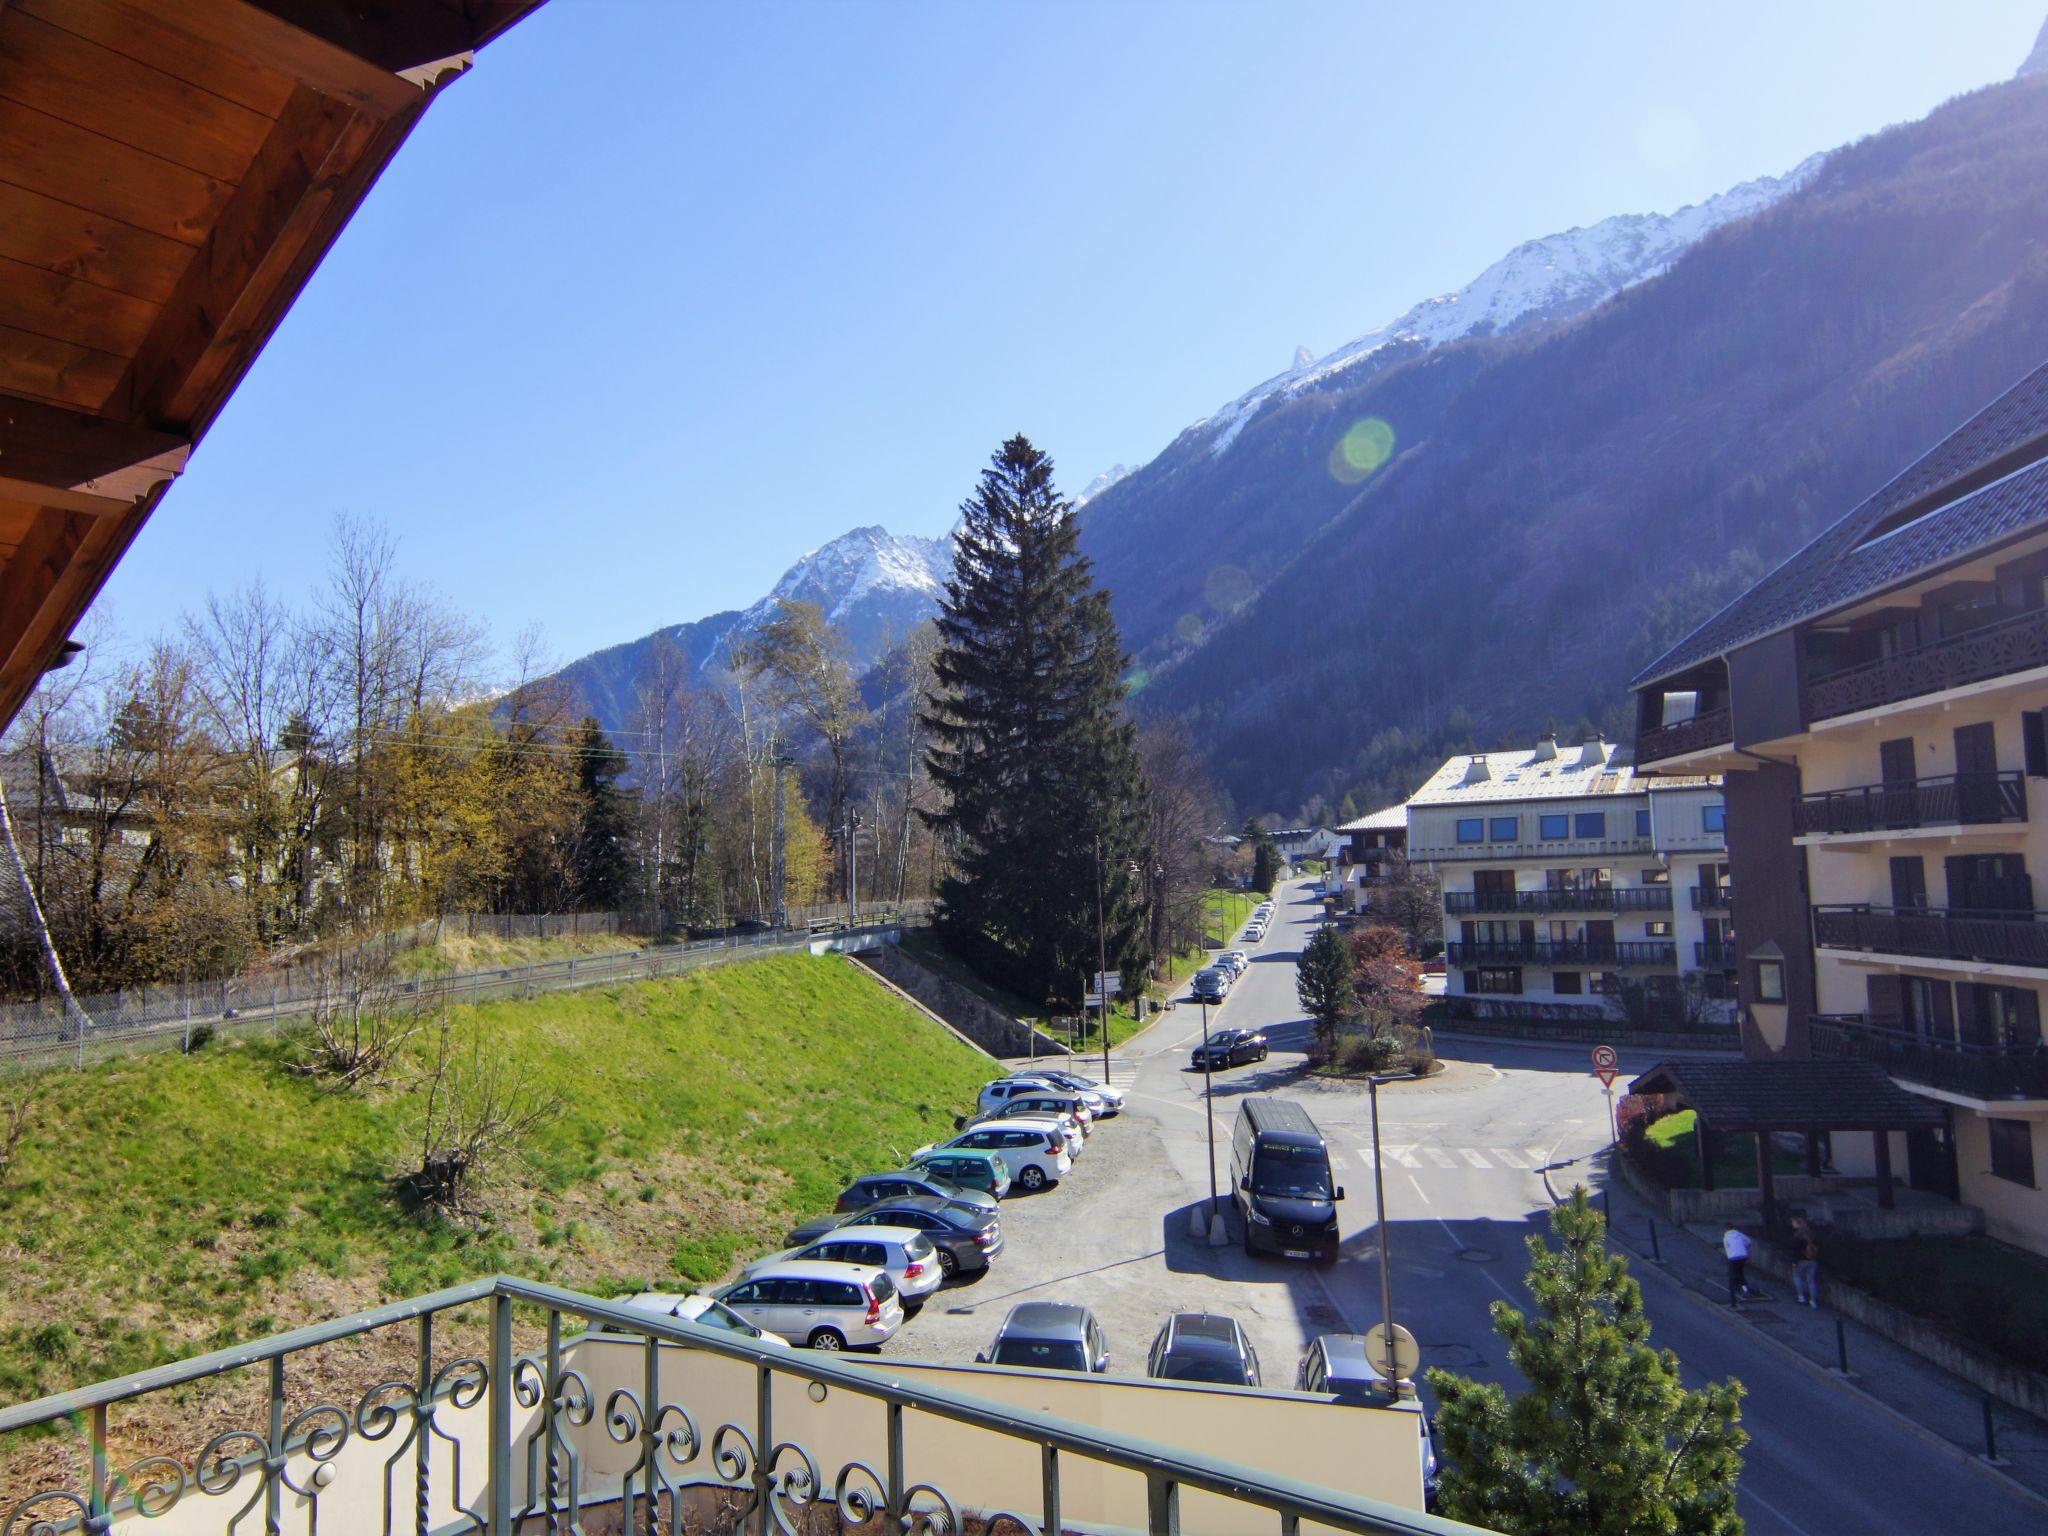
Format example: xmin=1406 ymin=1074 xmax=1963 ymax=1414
xmin=0 ymin=394 xmax=189 ymax=510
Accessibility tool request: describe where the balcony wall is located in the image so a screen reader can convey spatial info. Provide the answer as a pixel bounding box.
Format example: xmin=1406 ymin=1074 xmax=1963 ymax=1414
xmin=1809 ymin=1013 xmax=2048 ymax=1100
xmin=1805 ymin=607 xmax=2048 ymax=721
xmin=1444 ymin=887 xmax=1672 ymax=915
xmin=1445 ymin=940 xmax=1677 ymax=967
xmin=1813 ymin=903 xmax=2048 ymax=969
xmin=1636 ymin=705 xmax=1732 ymax=766
xmin=1792 ymin=773 xmax=2027 ymax=837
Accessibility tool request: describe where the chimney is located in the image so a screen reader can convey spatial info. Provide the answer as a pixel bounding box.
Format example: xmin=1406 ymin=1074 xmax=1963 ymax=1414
xmin=1579 ymin=736 xmax=1609 ymax=768
xmin=1460 ymin=755 xmax=1492 ymax=785
xmin=1531 ymin=732 xmax=1558 ymax=762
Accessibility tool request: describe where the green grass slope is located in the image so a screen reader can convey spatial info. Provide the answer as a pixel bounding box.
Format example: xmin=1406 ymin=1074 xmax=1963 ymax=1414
xmin=0 ymin=954 xmax=991 ymax=1403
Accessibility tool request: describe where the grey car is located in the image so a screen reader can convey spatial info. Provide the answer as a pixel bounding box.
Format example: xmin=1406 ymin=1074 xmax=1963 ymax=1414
xmin=976 ymin=1302 xmax=1112 ymax=1373
xmin=786 ymin=1193 xmax=1004 ymax=1278
xmin=1146 ymin=1312 xmax=1261 ymax=1387
xmin=833 ymin=1171 xmax=999 ymax=1215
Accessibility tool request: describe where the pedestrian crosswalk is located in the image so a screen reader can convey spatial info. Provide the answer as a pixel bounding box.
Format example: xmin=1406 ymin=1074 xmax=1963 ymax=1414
xmin=1355 ymin=1143 xmax=1549 ymax=1172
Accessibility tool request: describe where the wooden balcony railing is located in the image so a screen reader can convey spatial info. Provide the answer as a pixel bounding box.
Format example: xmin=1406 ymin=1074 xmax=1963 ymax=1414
xmin=1812 ymin=902 xmax=2048 ymax=969
xmin=1792 ymin=772 xmax=2027 ymax=836
xmin=1688 ymin=886 xmax=1733 ymax=911
xmin=1635 ymin=705 xmax=1733 ymax=765
xmin=1695 ymin=940 xmax=1737 ymax=968
xmin=1809 ymin=1012 xmax=2048 ymax=1100
xmin=1806 ymin=607 xmax=2048 ymax=721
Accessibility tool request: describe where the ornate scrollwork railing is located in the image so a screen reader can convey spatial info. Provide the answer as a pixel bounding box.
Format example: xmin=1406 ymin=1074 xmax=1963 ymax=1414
xmin=0 ymin=1276 xmax=1483 ymax=1536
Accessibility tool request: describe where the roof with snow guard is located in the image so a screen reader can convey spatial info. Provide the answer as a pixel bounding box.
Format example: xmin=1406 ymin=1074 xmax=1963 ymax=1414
xmin=1634 ymin=358 xmax=2048 ymax=688
xmin=1409 ymin=738 xmax=1720 ymax=808
xmin=1336 ymin=804 xmax=1408 ymax=833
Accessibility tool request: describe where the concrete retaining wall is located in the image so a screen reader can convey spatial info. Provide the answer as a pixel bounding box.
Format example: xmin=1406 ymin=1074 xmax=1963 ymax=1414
xmin=1663 ymin=1179 xmax=1985 ymax=1239
xmin=853 ymin=942 xmax=1070 ymax=1059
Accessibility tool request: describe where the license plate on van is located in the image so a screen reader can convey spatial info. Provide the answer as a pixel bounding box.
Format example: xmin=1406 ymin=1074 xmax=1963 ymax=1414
xmin=1282 ymin=1248 xmax=1312 ymax=1260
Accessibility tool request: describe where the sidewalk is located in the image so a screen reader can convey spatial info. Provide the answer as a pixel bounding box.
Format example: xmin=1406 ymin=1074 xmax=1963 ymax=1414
xmin=1566 ymin=1150 xmax=2048 ymax=1510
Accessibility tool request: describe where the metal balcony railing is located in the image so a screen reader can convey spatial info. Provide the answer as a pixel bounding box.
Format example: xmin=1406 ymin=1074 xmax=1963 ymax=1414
xmin=1695 ymin=940 xmax=1736 ymax=968
xmin=1688 ymin=886 xmax=1733 ymax=912
xmin=1791 ymin=772 xmax=2027 ymax=836
xmin=1812 ymin=902 xmax=2048 ymax=969
xmin=1636 ymin=705 xmax=1732 ymax=765
xmin=1445 ymin=940 xmax=1676 ymax=967
xmin=1809 ymin=1013 xmax=2048 ymax=1100
xmin=1444 ymin=887 xmax=1672 ymax=915
xmin=1805 ymin=607 xmax=2048 ymax=720
xmin=0 ymin=1276 xmax=1482 ymax=1536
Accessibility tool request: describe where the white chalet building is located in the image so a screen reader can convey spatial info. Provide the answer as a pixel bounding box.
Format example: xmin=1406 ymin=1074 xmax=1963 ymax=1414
xmin=1407 ymin=734 xmax=1731 ymax=1010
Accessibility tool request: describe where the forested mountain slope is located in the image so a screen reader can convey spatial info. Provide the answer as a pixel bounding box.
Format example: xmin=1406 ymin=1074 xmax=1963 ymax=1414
xmin=1099 ymin=72 xmax=2048 ymax=817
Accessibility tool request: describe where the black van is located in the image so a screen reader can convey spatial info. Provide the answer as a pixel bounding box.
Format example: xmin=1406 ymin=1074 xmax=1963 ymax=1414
xmin=1229 ymin=1097 xmax=1343 ymax=1263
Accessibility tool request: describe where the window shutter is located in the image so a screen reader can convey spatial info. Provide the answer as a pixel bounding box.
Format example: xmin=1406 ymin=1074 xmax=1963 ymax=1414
xmin=1955 ymin=984 xmax=1989 ymax=1048
xmin=1930 ymin=981 xmax=1956 ymax=1043
xmin=2025 ymin=711 xmax=2048 ymax=778
xmin=1865 ymin=973 xmax=1903 ymax=1028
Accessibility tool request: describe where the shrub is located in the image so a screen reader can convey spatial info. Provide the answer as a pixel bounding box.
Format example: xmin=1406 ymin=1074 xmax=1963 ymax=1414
xmin=1343 ymin=1034 xmax=1402 ymax=1073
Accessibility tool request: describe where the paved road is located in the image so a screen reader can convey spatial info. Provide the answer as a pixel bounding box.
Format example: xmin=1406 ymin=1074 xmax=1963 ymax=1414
xmin=884 ymin=880 xmax=2041 ymax=1533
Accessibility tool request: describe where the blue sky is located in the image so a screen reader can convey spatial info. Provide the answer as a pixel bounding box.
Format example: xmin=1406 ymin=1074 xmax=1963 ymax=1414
xmin=98 ymin=0 xmax=2046 ymax=669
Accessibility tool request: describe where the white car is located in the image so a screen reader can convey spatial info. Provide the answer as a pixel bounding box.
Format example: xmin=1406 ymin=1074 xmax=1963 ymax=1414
xmin=975 ymin=1084 xmax=1094 ymax=1131
xmin=743 ymin=1224 xmax=944 ymax=1307
xmin=1219 ymin=950 xmax=1250 ymax=977
xmin=1243 ymin=924 xmax=1266 ymax=943
xmin=1008 ymin=1069 xmax=1125 ymax=1117
xmin=969 ymin=1105 xmax=1085 ymax=1158
xmin=616 ymin=1291 xmax=791 ymax=1347
xmin=716 ymin=1259 xmax=905 ymax=1351
xmin=917 ymin=1119 xmax=1073 ymax=1192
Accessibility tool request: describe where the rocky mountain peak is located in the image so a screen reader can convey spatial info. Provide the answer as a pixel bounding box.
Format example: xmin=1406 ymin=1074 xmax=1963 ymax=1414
xmin=2021 ymin=15 xmax=2048 ymax=78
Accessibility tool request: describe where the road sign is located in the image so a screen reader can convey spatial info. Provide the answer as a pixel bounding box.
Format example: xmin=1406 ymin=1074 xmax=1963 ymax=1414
xmin=1596 ymin=1065 xmax=1619 ymax=1089
xmin=1364 ymin=1322 xmax=1420 ymax=1382
xmin=1591 ymin=1044 xmax=1618 ymax=1070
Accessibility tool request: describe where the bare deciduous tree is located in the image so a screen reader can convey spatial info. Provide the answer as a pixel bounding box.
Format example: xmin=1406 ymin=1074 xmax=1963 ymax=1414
xmin=299 ymin=941 xmax=421 ymax=1086
xmin=409 ymin=1013 xmax=562 ymax=1213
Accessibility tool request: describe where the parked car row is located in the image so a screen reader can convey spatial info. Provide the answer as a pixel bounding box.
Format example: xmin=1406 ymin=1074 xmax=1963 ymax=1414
xmin=631 ymin=1066 xmax=1124 ymax=1353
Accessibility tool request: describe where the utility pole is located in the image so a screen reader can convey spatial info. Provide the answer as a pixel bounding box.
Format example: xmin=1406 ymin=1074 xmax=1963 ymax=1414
xmin=1201 ymin=997 xmax=1219 ymax=1221
xmin=1093 ymin=835 xmax=1110 ymax=1068
xmin=846 ymin=811 xmax=863 ymax=927
xmin=1368 ymin=1073 xmax=1399 ymax=1393
xmin=769 ymin=749 xmax=793 ymax=929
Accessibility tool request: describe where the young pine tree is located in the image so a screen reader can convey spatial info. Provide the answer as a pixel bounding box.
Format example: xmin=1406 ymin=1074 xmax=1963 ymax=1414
xmin=1294 ymin=922 xmax=1356 ymax=1059
xmin=1427 ymin=1189 xmax=1747 ymax=1536
xmin=923 ymin=435 xmax=1150 ymax=1007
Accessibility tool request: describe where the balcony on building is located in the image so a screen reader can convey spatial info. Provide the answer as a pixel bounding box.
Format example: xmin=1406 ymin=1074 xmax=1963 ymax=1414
xmin=1809 ymin=1012 xmax=2048 ymax=1103
xmin=1801 ymin=547 xmax=2048 ymax=725
xmin=1446 ymin=939 xmax=1676 ymax=966
xmin=1444 ymin=886 xmax=1672 ymax=915
xmin=1792 ymin=772 xmax=2028 ymax=840
xmin=0 ymin=1278 xmax=1467 ymax=1536
xmin=1812 ymin=898 xmax=2048 ymax=972
xmin=1696 ymin=939 xmax=1737 ymax=968
xmin=1688 ymin=883 xmax=1734 ymax=912
xmin=1634 ymin=661 xmax=1733 ymax=767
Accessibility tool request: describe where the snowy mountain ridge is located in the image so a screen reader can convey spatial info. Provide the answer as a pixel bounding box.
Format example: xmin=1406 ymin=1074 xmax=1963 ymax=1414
xmin=1183 ymin=152 xmax=1828 ymax=459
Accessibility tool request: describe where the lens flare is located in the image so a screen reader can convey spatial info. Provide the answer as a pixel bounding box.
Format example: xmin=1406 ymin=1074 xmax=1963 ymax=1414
xmin=1203 ymin=565 xmax=1253 ymax=614
xmin=1173 ymin=613 xmax=1203 ymax=644
xmin=1329 ymin=417 xmax=1396 ymax=484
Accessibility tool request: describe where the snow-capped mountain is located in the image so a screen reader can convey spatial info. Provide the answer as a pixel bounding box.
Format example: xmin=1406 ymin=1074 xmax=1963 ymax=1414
xmin=709 ymin=525 xmax=950 ymax=670
xmin=1072 ymin=464 xmax=1135 ymax=507
xmin=543 ymin=525 xmax=951 ymax=730
xmin=1185 ymin=153 xmax=1827 ymax=459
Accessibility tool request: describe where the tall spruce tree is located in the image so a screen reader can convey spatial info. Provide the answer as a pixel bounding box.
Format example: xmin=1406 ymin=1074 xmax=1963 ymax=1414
xmin=569 ymin=717 xmax=632 ymax=909
xmin=923 ymin=436 xmax=1150 ymax=1007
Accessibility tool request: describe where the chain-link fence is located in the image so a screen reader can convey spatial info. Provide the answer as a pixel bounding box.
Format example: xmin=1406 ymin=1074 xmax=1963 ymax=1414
xmin=0 ymin=903 xmax=932 ymax=1074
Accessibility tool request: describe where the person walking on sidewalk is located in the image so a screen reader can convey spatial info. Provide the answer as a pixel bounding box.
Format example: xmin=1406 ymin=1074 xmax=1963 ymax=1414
xmin=1791 ymin=1216 xmax=1821 ymax=1308
xmin=1722 ymin=1221 xmax=1753 ymax=1303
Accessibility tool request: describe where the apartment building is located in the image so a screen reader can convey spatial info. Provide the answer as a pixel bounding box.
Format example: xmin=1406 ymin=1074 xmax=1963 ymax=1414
xmin=1333 ymin=802 xmax=1407 ymax=914
xmin=1405 ymin=734 xmax=1729 ymax=1008
xmin=1633 ymin=358 xmax=2048 ymax=1254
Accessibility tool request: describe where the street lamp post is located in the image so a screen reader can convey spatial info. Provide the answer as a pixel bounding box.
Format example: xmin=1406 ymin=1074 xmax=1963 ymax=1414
xmin=1092 ymin=835 xmax=1111 ymax=1069
xmin=1367 ymin=1072 xmax=1399 ymax=1394
xmin=1201 ymin=997 xmax=1220 ymax=1223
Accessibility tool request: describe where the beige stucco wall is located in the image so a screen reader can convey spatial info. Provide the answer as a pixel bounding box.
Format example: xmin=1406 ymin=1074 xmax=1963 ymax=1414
xmin=1953 ymin=1106 xmax=2048 ymax=1253
xmin=566 ymin=1336 xmax=1425 ymax=1535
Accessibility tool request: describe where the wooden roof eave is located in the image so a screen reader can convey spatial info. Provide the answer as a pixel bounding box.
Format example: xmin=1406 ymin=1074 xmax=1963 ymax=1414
xmin=0 ymin=0 xmax=550 ymax=729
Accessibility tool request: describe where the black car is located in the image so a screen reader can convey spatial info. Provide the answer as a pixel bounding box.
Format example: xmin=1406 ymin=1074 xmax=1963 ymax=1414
xmin=1190 ymin=1028 xmax=1268 ymax=1070
xmin=786 ymin=1194 xmax=1004 ymax=1277
xmin=832 ymin=1171 xmax=999 ymax=1215
xmin=1146 ymin=1312 xmax=1260 ymax=1387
